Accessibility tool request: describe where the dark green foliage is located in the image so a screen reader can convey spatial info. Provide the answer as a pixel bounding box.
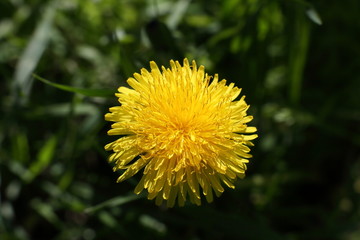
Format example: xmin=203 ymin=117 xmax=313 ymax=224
xmin=1 ymin=0 xmax=359 ymax=239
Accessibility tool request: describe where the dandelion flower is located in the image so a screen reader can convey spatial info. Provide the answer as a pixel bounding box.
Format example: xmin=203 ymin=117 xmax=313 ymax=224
xmin=105 ymin=59 xmax=257 ymax=207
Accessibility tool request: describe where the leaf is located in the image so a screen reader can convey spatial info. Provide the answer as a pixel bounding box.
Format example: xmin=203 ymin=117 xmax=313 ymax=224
xmin=31 ymin=199 xmax=62 ymax=227
xmin=288 ymin=8 xmax=311 ymax=105
xmin=286 ymin=0 xmax=322 ymax=25
xmin=23 ymin=135 xmax=58 ymax=183
xmin=12 ymin=3 xmax=56 ymax=104
xmin=166 ymin=0 xmax=191 ymax=29
xmin=84 ymin=193 xmax=144 ymax=213
xmin=33 ymin=74 xmax=116 ymax=97
xmin=11 ymin=131 xmax=30 ymax=164
xmin=139 ymin=214 xmax=167 ymax=234
xmin=98 ymin=211 xmax=117 ymax=228
xmin=29 ymin=102 xmax=100 ymax=117
xmin=306 ymin=8 xmax=322 ymax=25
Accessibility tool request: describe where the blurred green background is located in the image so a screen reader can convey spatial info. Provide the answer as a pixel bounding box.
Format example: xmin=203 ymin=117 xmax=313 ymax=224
xmin=1 ymin=0 xmax=359 ymax=239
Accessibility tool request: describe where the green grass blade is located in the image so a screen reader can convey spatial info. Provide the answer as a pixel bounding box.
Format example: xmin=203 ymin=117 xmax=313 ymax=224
xmin=306 ymin=8 xmax=322 ymax=25
xmin=12 ymin=3 xmax=56 ymax=104
xmin=84 ymin=193 xmax=144 ymax=214
xmin=33 ymin=74 xmax=116 ymax=97
xmin=24 ymin=135 xmax=57 ymax=183
xmin=288 ymin=9 xmax=310 ymax=105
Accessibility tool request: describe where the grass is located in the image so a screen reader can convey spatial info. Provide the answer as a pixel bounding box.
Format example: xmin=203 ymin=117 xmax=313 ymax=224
xmin=1 ymin=0 xmax=359 ymax=239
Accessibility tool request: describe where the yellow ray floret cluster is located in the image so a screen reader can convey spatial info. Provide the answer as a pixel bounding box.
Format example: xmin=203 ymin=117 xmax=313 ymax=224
xmin=105 ymin=59 xmax=257 ymax=207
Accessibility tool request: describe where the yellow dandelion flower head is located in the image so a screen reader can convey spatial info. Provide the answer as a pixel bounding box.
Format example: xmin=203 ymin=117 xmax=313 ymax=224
xmin=105 ymin=59 xmax=257 ymax=207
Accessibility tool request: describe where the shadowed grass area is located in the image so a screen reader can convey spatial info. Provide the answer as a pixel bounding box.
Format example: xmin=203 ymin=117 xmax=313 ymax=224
xmin=1 ymin=0 xmax=359 ymax=239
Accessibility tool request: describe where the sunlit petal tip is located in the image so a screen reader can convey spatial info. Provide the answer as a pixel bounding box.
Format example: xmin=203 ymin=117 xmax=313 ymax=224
xmin=117 ymin=86 xmax=128 ymax=92
xmin=104 ymin=59 xmax=257 ymax=207
xmin=245 ymin=126 xmax=257 ymax=133
xmin=104 ymin=142 xmax=113 ymax=151
xmin=150 ymin=61 xmax=160 ymax=70
xmin=104 ymin=113 xmax=113 ymax=121
xmin=116 ymin=174 xmax=127 ymax=183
